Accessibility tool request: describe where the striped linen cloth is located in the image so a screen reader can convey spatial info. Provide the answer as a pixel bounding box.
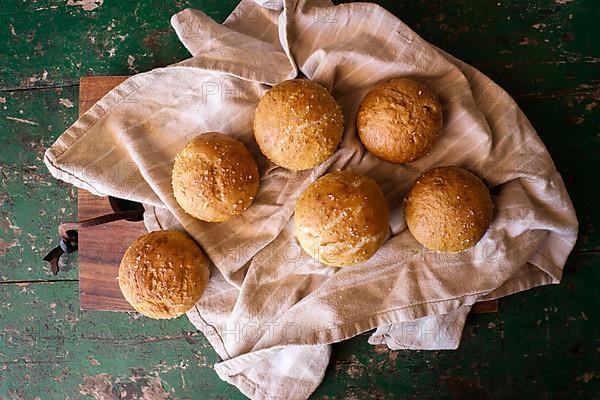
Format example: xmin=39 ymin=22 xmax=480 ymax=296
xmin=44 ymin=1 xmax=578 ymax=398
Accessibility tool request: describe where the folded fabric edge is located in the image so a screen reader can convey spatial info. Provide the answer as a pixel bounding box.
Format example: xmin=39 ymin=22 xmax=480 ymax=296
xmin=42 ymin=58 xmax=291 ymax=201
xmin=173 ymin=53 xmax=296 ymax=86
xmin=214 ymin=366 xmax=269 ymax=400
xmin=479 ymin=262 xmax=559 ymax=302
xmin=296 ymin=291 xmax=485 ymax=347
xmin=189 ymin=305 xmax=233 ymax=361
xmin=170 ymin=6 xmax=297 ymax=85
xmin=190 ymin=289 xmax=490 ymax=363
xmin=213 ymin=344 xmax=331 ymax=400
xmin=42 ymin=72 xmax=155 ymax=197
xmin=366 ymin=305 xmax=472 ymax=350
xmin=43 ymin=151 xmax=107 ymax=198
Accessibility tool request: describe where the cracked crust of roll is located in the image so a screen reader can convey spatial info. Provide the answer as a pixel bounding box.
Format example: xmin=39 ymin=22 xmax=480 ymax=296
xmin=172 ymin=132 xmax=259 ymax=222
xmin=404 ymin=166 xmax=493 ymax=253
xmin=118 ymin=230 xmax=210 ymax=319
xmin=357 ymin=77 xmax=443 ymax=164
xmin=253 ymin=79 xmax=344 ymax=171
xmin=294 ymin=170 xmax=390 ymax=267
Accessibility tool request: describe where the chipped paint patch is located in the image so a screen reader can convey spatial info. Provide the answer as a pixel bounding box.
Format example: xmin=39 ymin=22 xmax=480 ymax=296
xmin=127 ymin=55 xmax=136 ymax=72
xmin=21 ymin=70 xmax=49 ymax=87
xmin=373 ymin=344 xmax=399 ymax=363
xmin=0 ymin=217 xmax=21 ymax=236
xmin=531 ymin=22 xmax=546 ymax=31
xmin=66 ymin=0 xmax=104 ymax=11
xmin=6 ymin=116 xmax=39 ymax=126
xmin=65 ymin=312 xmax=79 ymax=324
xmin=59 ymin=98 xmax=74 ymax=108
xmin=346 ymin=355 xmax=363 ymax=379
xmin=0 ymin=192 xmax=9 ymax=208
xmin=0 ymin=97 xmax=6 ymax=104
xmin=576 ymin=372 xmax=595 ymax=383
xmin=55 ymin=367 xmax=70 ymax=382
xmin=141 ymin=377 xmax=170 ymax=400
xmin=35 ymin=5 xmax=59 ymax=11
xmin=373 ymin=344 xmax=388 ymax=354
xmin=0 ymin=239 xmax=18 ymax=256
xmin=154 ymin=359 xmax=189 ymax=374
xmin=115 ymin=371 xmax=174 ymax=399
xmin=441 ymin=376 xmax=492 ymax=399
xmin=555 ymin=0 xmax=573 ymax=4
xmin=79 ymin=374 xmax=115 ymax=400
xmin=87 ymin=356 xmax=101 ymax=366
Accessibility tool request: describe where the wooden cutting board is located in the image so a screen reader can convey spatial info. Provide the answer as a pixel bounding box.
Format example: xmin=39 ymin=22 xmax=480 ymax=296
xmin=78 ymin=76 xmax=141 ymax=311
xmin=77 ymin=76 xmax=498 ymax=314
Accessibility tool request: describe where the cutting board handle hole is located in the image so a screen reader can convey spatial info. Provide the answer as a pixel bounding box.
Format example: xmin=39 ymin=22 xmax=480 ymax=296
xmin=108 ymin=197 xmax=144 ymax=222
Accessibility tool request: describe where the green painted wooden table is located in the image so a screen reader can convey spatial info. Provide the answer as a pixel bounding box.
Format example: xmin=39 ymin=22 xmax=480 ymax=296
xmin=0 ymin=1 xmax=599 ymax=398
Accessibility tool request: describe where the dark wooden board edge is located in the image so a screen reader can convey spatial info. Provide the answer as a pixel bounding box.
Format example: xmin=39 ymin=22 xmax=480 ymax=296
xmin=78 ymin=76 xmax=141 ymax=311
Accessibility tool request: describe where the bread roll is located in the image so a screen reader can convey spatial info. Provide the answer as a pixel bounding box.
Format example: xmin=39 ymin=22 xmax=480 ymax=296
xmin=118 ymin=230 xmax=210 ymax=319
xmin=357 ymin=77 xmax=443 ymax=164
xmin=253 ymin=79 xmax=344 ymax=171
xmin=172 ymin=132 xmax=259 ymax=222
xmin=294 ymin=170 xmax=389 ymax=266
xmin=404 ymin=166 xmax=493 ymax=252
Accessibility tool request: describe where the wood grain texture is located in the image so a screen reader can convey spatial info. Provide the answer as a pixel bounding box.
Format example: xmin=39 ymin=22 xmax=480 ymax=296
xmin=78 ymin=76 xmax=140 ymax=311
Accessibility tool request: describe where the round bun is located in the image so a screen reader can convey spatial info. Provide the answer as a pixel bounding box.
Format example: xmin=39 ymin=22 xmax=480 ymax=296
xmin=357 ymin=77 xmax=443 ymax=164
xmin=253 ymin=79 xmax=344 ymax=171
xmin=118 ymin=230 xmax=210 ymax=319
xmin=172 ymin=132 xmax=259 ymax=222
xmin=294 ymin=170 xmax=389 ymax=267
xmin=404 ymin=166 xmax=493 ymax=252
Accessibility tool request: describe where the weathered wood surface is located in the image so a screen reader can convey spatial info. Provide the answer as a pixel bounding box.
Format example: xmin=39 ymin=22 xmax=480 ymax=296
xmin=77 ymin=188 xmax=143 ymax=311
xmin=0 ymin=0 xmax=598 ymax=398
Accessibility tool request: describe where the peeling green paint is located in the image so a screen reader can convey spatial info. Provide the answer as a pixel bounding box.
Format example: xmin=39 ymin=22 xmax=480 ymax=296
xmin=0 ymin=0 xmax=598 ymax=399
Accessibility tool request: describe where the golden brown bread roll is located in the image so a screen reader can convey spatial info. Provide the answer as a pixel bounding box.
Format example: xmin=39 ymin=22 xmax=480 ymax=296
xmin=172 ymin=132 xmax=259 ymax=222
xmin=404 ymin=166 xmax=493 ymax=252
xmin=294 ymin=170 xmax=389 ymax=267
xmin=357 ymin=77 xmax=443 ymax=164
xmin=253 ymin=79 xmax=344 ymax=171
xmin=118 ymin=230 xmax=210 ymax=319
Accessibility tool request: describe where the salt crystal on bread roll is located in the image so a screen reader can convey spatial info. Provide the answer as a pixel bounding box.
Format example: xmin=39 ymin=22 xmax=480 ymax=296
xmin=172 ymin=132 xmax=259 ymax=222
xmin=118 ymin=230 xmax=210 ymax=319
xmin=357 ymin=77 xmax=443 ymax=164
xmin=253 ymin=79 xmax=344 ymax=171
xmin=404 ymin=166 xmax=493 ymax=252
xmin=294 ymin=170 xmax=389 ymax=267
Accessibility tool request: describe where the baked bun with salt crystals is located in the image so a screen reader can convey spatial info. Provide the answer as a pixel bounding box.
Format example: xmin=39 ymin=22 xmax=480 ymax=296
xmin=294 ymin=170 xmax=389 ymax=267
xmin=118 ymin=230 xmax=210 ymax=319
xmin=254 ymin=79 xmax=344 ymax=171
xmin=357 ymin=77 xmax=443 ymax=164
xmin=404 ymin=166 xmax=493 ymax=252
xmin=172 ymin=132 xmax=259 ymax=222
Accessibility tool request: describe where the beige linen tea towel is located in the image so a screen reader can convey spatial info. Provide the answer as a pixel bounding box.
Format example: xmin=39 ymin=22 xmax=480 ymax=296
xmin=44 ymin=0 xmax=578 ymax=399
